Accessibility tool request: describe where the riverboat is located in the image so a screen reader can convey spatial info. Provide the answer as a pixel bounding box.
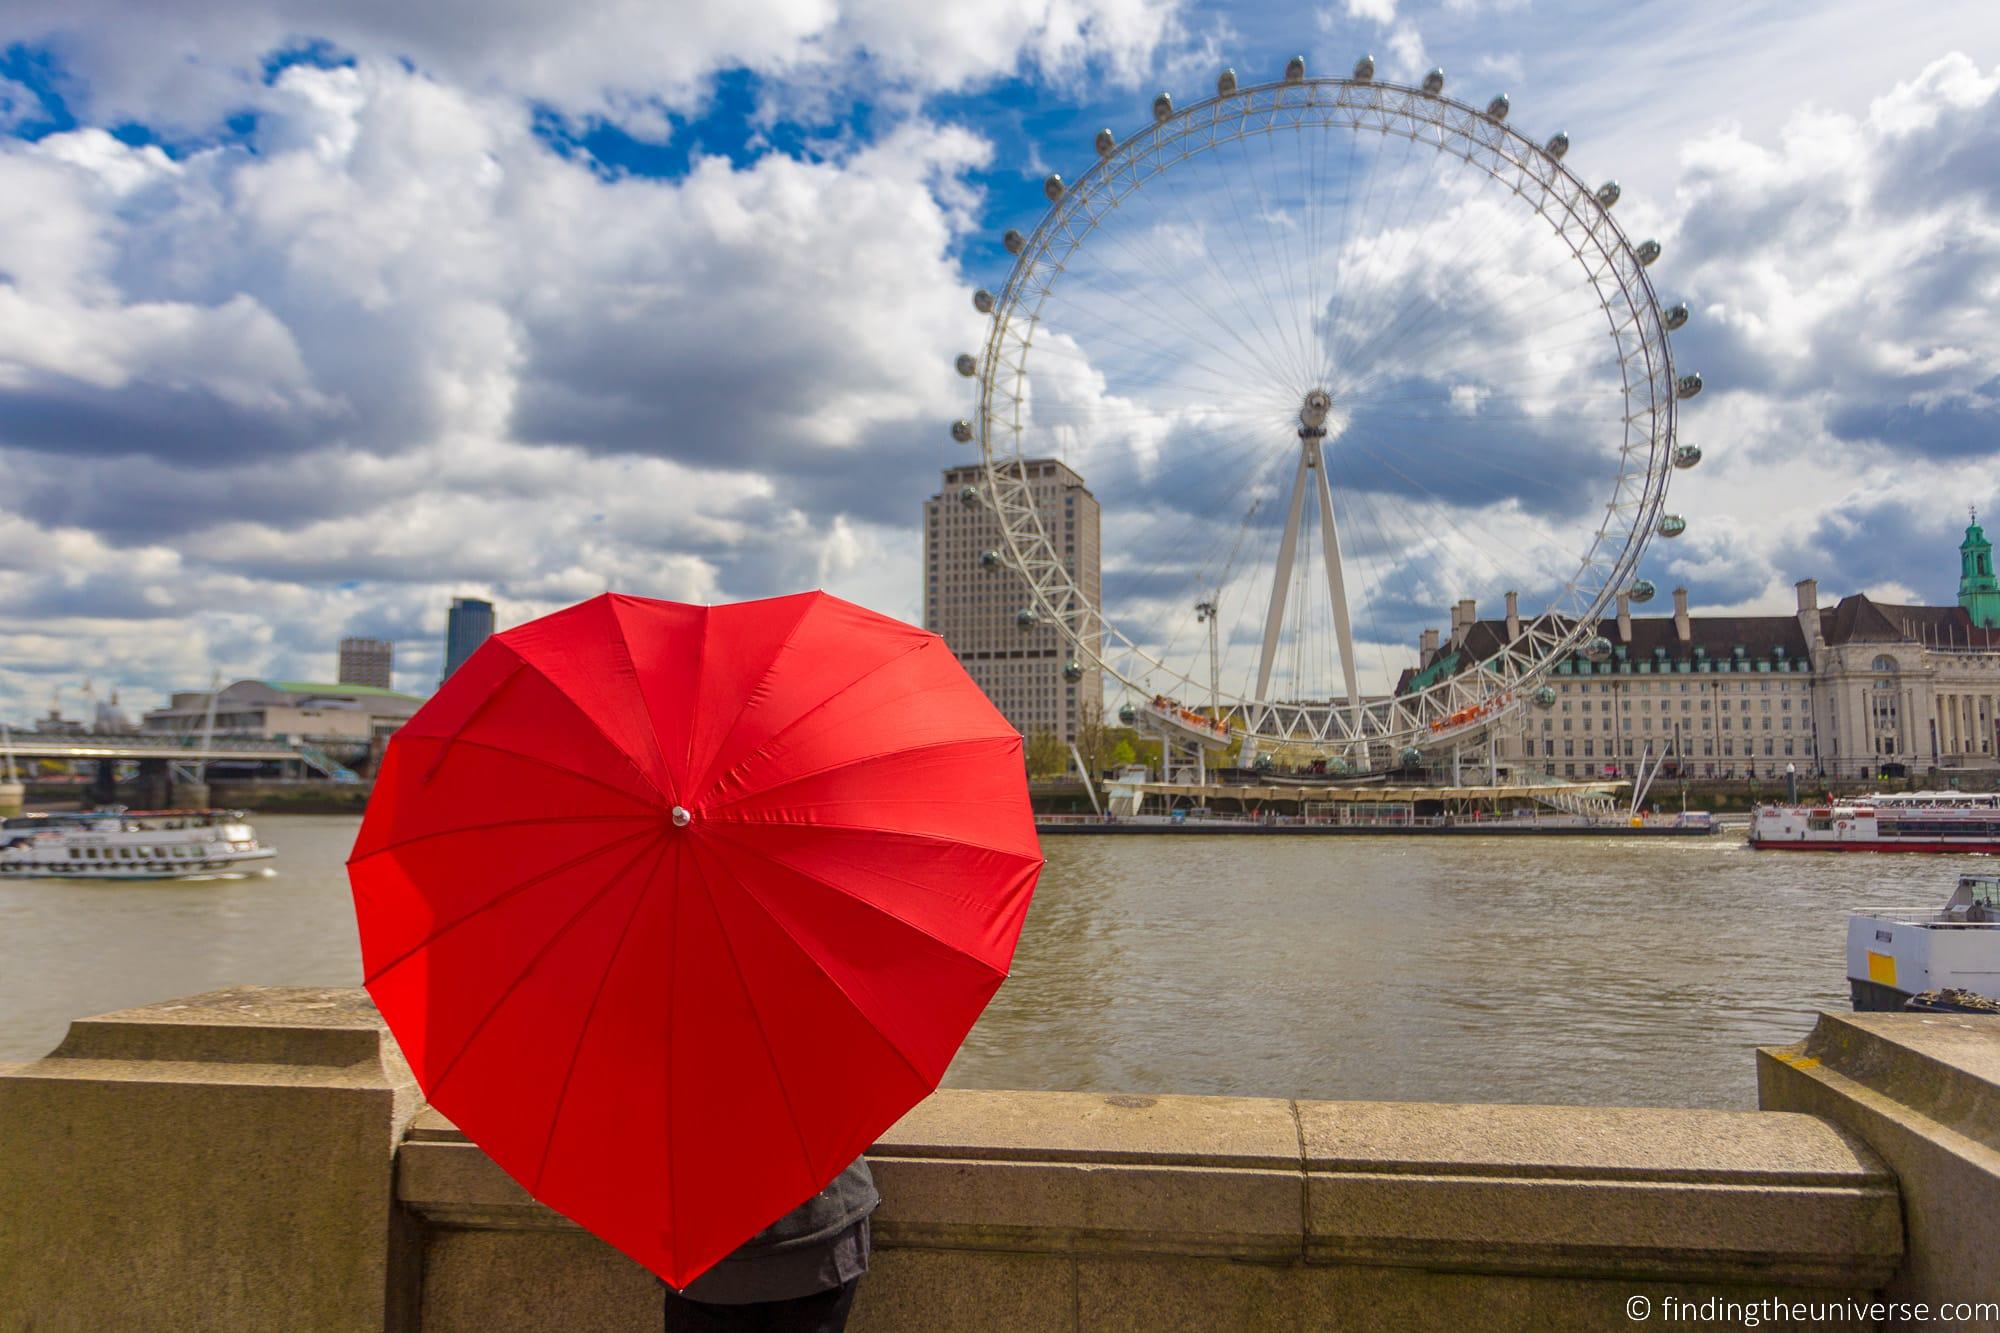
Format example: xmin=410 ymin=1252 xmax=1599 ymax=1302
xmin=1848 ymin=874 xmax=2000 ymax=1010
xmin=0 ymin=809 xmax=276 ymax=880
xmin=1748 ymin=792 xmax=2000 ymax=852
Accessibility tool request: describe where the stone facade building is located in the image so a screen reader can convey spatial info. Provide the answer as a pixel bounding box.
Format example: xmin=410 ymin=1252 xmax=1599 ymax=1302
xmin=1418 ymin=517 xmax=2000 ymax=781
xmin=923 ymin=460 xmax=1101 ymax=744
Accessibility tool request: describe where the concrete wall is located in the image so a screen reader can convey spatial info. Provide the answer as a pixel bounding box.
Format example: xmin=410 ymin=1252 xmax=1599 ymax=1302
xmin=8 ymin=989 xmax=1998 ymax=1331
xmin=1760 ymin=1009 xmax=2000 ymax=1313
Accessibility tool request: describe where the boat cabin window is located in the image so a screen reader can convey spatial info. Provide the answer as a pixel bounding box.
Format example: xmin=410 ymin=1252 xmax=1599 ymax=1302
xmin=1806 ymin=816 xmax=1834 ymax=831
xmin=68 ymin=848 xmax=80 ymax=859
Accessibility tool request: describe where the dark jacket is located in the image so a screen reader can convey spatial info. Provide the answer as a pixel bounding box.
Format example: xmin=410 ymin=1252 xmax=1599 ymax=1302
xmin=676 ymin=1157 xmax=879 ymax=1305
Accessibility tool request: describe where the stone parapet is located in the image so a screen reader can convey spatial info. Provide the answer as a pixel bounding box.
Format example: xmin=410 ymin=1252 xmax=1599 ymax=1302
xmin=1760 ymin=1010 xmax=2000 ymax=1314
xmin=5 ymin=992 xmax=1979 ymax=1332
xmin=401 ymin=1089 xmax=1900 ymax=1331
xmin=0 ymin=987 xmax=421 ymax=1333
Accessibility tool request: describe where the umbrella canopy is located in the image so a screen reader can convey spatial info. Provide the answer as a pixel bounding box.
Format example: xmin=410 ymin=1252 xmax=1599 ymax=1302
xmin=348 ymin=591 xmax=1042 ymax=1286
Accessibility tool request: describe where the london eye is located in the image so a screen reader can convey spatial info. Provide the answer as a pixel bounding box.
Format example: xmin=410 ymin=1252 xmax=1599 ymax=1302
xmin=954 ymin=55 xmax=1701 ymax=766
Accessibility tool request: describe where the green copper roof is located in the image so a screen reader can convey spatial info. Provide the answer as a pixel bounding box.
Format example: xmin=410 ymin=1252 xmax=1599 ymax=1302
xmin=261 ymin=680 xmax=424 ymax=702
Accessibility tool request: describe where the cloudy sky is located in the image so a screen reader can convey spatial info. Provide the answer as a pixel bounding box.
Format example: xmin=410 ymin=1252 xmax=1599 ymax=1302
xmin=0 ymin=0 xmax=1995 ymax=717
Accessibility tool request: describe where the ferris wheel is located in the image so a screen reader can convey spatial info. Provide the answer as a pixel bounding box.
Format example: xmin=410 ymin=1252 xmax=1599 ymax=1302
xmin=952 ymin=55 xmax=1703 ymax=765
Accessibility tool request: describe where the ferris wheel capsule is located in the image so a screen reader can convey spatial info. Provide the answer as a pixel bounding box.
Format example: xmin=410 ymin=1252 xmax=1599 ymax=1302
xmin=1422 ymin=68 xmax=1445 ymax=95
xmin=1217 ymin=68 xmax=1238 ymax=96
xmin=1043 ymin=174 xmax=1065 ymax=202
xmin=1546 ymin=131 xmax=1570 ymax=159
xmin=1095 ymin=128 xmax=1116 ymax=156
xmin=1663 ymin=301 xmax=1689 ymax=330
xmin=1657 ymin=514 xmax=1687 ymax=539
xmin=1062 ymin=660 xmax=1084 ymax=683
xmin=980 ymin=549 xmax=1003 ymax=569
xmin=1016 ymin=607 xmax=1039 ymax=630
xmin=1628 ymin=579 xmax=1657 ymax=604
xmin=1152 ymin=92 xmax=1174 ymax=122
xmin=1398 ymin=745 xmax=1423 ymax=767
xmin=1485 ymin=94 xmax=1510 ymax=121
xmin=972 ymin=289 xmax=994 ymax=313
xmin=1673 ymin=443 xmax=1702 ymax=469
xmin=1675 ymin=372 xmax=1703 ymax=399
xmin=951 ymin=419 xmax=974 ymax=443
xmin=955 ymin=353 xmax=978 ymax=377
xmin=1353 ymin=54 xmax=1375 ymax=82
xmin=1635 ymin=239 xmax=1661 ymax=266
xmin=1003 ymin=228 xmax=1026 ymax=255
xmin=1285 ymin=55 xmax=1306 ymax=83
xmin=1533 ymin=686 xmax=1557 ymax=709
xmin=1595 ymin=181 xmax=1621 ymax=208
xmin=1118 ymin=703 xmax=1138 ymax=725
xmin=1583 ymin=636 xmax=1614 ymax=662
xmin=959 ymin=485 xmax=980 ymax=507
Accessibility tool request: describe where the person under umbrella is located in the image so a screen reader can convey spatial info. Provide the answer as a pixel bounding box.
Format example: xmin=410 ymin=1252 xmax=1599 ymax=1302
xmin=349 ymin=591 xmax=1043 ymax=1325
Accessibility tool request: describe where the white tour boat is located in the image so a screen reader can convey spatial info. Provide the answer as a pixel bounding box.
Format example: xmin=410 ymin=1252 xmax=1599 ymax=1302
xmin=1748 ymin=791 xmax=2000 ymax=853
xmin=1848 ymin=874 xmax=2000 ymax=1010
xmin=0 ymin=809 xmax=276 ymax=880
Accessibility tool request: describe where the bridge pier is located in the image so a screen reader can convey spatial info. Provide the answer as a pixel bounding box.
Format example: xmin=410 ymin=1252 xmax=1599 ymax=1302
xmin=171 ymin=780 xmax=211 ymax=810
xmin=133 ymin=759 xmax=170 ymax=811
xmin=0 ymin=781 xmax=20 ymax=818
xmin=88 ymin=761 xmax=119 ymax=808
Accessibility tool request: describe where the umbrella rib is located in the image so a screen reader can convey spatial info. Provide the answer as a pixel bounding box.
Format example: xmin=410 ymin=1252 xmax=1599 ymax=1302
xmin=418 ymin=832 xmax=667 ymax=1104
xmin=362 ymin=825 xmax=661 ymax=987
xmin=348 ymin=812 xmax=656 ymax=866
xmin=703 ymin=824 xmax=1009 ymax=981
xmin=671 ymin=593 xmax=818 ymax=801
xmin=663 ymin=838 xmax=682 ymax=1282
xmin=418 ymin=659 xmax=526 ymax=787
xmin=602 ymin=597 xmax=682 ymax=807
xmin=688 ymin=639 xmax=932 ymax=806
xmin=685 ymin=839 xmax=825 ymax=1190
xmin=700 ymin=843 xmax=936 ymax=1094
xmin=507 ymin=651 xmax=674 ymax=808
xmin=530 ymin=836 xmax=672 ymax=1194
xmin=683 ymin=607 xmax=711 ymax=787
xmin=388 ymin=736 xmax=663 ymax=814
xmin=703 ymin=734 xmax=1023 ymax=815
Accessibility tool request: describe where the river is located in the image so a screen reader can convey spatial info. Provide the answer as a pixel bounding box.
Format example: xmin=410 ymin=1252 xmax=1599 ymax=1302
xmin=0 ymin=815 xmax=1971 ymax=1108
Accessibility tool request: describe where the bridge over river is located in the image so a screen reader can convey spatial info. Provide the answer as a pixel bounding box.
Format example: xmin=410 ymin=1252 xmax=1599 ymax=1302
xmin=0 ymin=731 xmax=358 ymax=811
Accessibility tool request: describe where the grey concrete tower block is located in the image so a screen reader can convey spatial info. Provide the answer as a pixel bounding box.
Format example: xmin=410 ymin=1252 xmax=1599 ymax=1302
xmin=0 ymin=987 xmax=421 ymax=1333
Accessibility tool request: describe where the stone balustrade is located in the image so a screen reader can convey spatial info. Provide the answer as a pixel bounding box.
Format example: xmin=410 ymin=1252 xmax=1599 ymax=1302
xmin=2 ymin=987 xmax=1995 ymax=1331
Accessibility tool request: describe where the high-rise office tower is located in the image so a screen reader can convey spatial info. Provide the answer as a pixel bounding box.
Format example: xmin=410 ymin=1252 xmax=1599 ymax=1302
xmin=443 ymin=597 xmax=496 ymax=682
xmin=924 ymin=460 xmax=1101 ymax=744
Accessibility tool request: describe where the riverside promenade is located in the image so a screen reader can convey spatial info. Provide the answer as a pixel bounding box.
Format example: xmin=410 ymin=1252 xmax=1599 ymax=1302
xmin=0 ymin=988 xmax=1995 ymax=1330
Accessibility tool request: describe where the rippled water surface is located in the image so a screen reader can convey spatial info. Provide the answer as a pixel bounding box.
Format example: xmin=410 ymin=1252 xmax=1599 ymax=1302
xmin=0 ymin=815 xmax=1975 ymax=1108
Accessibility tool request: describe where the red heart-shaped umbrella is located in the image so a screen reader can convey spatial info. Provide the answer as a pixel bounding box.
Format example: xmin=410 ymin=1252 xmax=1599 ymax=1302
xmin=348 ymin=591 xmax=1042 ymax=1286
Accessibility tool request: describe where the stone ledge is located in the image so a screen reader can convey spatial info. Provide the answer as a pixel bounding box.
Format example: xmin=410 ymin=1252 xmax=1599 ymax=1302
xmin=1301 ymin=1100 xmax=1899 ymax=1285
xmin=1762 ymin=1009 xmax=2000 ymax=1147
xmin=1759 ymin=1010 xmax=2000 ymax=1306
xmin=44 ymin=985 xmax=408 ymax=1073
xmin=400 ymin=1088 xmax=1902 ymax=1289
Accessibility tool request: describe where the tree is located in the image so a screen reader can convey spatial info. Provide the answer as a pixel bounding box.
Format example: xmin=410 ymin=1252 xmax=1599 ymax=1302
xmin=1024 ymin=730 xmax=1068 ymax=779
xmin=1109 ymin=739 xmax=1136 ymax=768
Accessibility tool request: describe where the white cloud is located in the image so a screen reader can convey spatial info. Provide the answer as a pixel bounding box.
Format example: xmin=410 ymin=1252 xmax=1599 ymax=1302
xmin=0 ymin=0 xmax=1186 ymax=134
xmin=0 ymin=59 xmax=984 ymax=713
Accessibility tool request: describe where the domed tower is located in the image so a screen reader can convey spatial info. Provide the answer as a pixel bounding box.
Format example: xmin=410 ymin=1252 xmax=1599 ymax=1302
xmin=1959 ymin=508 xmax=2000 ymax=627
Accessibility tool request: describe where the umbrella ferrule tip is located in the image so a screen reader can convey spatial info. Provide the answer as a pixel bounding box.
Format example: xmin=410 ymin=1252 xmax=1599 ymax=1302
xmin=670 ymin=805 xmax=692 ymax=827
